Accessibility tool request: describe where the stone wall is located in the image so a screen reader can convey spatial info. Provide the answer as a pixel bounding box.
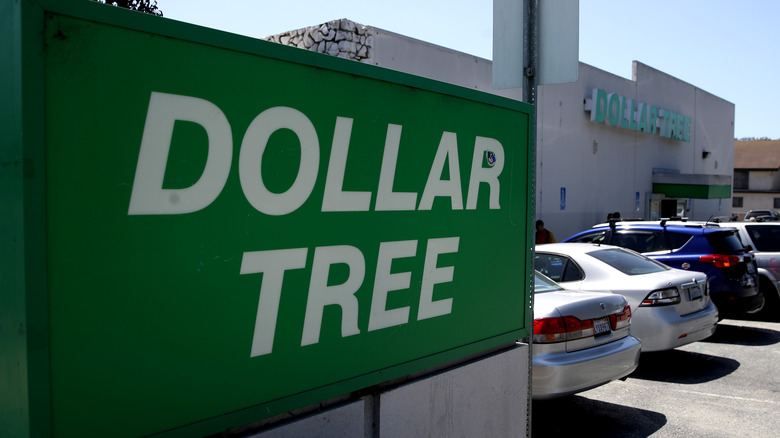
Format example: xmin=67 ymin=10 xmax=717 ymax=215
xmin=265 ymin=18 xmax=374 ymax=63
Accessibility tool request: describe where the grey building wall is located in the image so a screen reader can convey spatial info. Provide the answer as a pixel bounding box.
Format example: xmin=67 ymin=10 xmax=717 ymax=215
xmin=536 ymin=62 xmax=735 ymax=239
xmin=368 ymin=27 xmax=523 ymax=101
xmin=266 ymin=19 xmax=522 ymax=101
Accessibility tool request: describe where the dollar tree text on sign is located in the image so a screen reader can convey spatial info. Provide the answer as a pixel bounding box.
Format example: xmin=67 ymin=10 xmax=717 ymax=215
xmin=128 ymin=92 xmax=506 ymax=357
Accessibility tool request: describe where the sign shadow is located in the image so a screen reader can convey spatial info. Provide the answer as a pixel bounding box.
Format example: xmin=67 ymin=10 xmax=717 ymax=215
xmin=629 ymin=349 xmax=739 ymax=384
xmin=702 ymin=321 xmax=780 ymax=347
xmin=532 ymin=395 xmax=666 ymax=437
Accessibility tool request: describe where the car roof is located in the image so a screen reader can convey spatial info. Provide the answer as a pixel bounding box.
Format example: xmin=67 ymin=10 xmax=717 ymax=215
xmin=585 ymin=220 xmax=726 ymax=234
xmin=536 ymin=242 xmax=626 ymax=255
xmin=725 ymin=222 xmax=780 ymax=228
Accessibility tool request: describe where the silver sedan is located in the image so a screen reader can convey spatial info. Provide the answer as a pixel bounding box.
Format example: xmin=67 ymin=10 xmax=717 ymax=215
xmin=535 ymin=243 xmax=719 ymax=352
xmin=532 ymin=271 xmax=641 ymax=399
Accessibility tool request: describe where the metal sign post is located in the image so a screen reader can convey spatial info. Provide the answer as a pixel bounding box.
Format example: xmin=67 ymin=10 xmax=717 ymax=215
xmin=493 ymin=1 xmax=579 ymax=435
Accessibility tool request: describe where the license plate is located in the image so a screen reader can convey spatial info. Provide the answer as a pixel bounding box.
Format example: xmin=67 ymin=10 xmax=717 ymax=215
xmin=593 ymin=317 xmax=611 ymax=335
xmin=687 ymin=285 xmax=703 ymax=300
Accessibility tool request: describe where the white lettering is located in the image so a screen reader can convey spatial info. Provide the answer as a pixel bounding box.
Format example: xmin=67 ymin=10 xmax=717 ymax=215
xmin=466 ymin=137 xmax=504 ymax=210
xmin=239 ymin=106 xmax=320 ymax=215
xmin=418 ymin=237 xmax=459 ymax=320
xmin=418 ymin=132 xmax=464 ymax=210
xmin=241 ymin=248 xmax=308 ymax=357
xmin=375 ymin=124 xmax=418 ymax=211
xmin=242 ymin=237 xmax=459 ymax=356
xmin=322 ymin=117 xmax=372 ymax=212
xmin=301 ymin=245 xmax=364 ymax=346
xmin=130 ymin=94 xmax=507 ymax=215
xmin=128 ymin=92 xmax=232 ymax=215
xmin=368 ymin=240 xmax=416 ymax=331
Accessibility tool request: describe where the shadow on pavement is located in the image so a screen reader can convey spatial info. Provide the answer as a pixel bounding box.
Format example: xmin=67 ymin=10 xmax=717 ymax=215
xmin=738 ymin=303 xmax=780 ymax=323
xmin=747 ymin=311 xmax=780 ymax=323
xmin=532 ymin=396 xmax=666 ymax=438
xmin=703 ymin=321 xmax=780 ymax=347
xmin=629 ymin=349 xmax=739 ymax=384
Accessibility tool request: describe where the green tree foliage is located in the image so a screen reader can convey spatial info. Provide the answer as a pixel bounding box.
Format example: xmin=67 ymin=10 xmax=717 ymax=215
xmin=92 ymin=0 xmax=163 ymax=17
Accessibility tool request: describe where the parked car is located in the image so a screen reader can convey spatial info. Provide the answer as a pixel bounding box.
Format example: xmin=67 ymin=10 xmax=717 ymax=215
xmin=711 ymin=214 xmax=738 ymax=223
xmin=726 ymin=222 xmax=780 ymax=318
xmin=532 ymin=271 xmax=641 ymax=399
xmin=535 ymin=243 xmax=719 ymax=352
xmin=564 ymin=220 xmax=763 ymax=319
xmin=744 ymin=210 xmax=780 ymax=222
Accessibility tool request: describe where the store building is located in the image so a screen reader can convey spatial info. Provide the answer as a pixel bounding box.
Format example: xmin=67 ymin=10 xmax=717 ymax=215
xmin=732 ymin=140 xmax=780 ymax=219
xmin=268 ymin=18 xmax=735 ymax=240
xmin=537 ymin=62 xmax=734 ymax=238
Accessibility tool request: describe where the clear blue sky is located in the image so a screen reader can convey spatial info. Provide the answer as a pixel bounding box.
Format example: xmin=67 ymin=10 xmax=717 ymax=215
xmin=160 ymin=0 xmax=779 ymax=140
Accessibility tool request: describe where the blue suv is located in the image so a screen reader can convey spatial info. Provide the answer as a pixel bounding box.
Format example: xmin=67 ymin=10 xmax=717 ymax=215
xmin=564 ymin=220 xmax=764 ymax=318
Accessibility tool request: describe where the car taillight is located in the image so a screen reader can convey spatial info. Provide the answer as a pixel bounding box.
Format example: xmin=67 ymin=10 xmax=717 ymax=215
xmin=769 ymin=259 xmax=780 ymax=278
xmin=533 ymin=316 xmax=594 ymax=344
xmin=609 ymin=305 xmax=631 ymax=330
xmin=641 ymin=287 xmax=681 ymax=306
xmin=699 ymin=254 xmax=743 ymax=268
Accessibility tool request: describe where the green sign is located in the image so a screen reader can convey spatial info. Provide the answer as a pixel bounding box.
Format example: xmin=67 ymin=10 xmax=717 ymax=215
xmin=3 ymin=1 xmax=533 ymax=437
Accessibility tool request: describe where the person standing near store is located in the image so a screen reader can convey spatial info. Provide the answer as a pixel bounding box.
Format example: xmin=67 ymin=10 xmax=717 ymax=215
xmin=535 ymin=220 xmax=556 ymax=244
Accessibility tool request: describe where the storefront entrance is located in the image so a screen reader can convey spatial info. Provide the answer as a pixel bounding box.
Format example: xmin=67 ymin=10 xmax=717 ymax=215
xmin=649 ymin=197 xmax=688 ymax=220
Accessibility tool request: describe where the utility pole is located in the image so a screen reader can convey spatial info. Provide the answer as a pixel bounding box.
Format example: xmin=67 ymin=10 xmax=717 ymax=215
xmin=523 ymin=3 xmax=537 ymax=437
xmin=523 ymin=0 xmax=538 ymax=106
xmin=493 ymin=1 xmax=577 ymax=435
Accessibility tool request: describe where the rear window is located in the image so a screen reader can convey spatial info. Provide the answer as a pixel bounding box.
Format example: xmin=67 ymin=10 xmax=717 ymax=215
xmin=534 ymin=272 xmax=564 ymax=293
xmin=666 ymin=232 xmax=693 ymax=250
xmin=707 ymin=231 xmax=746 ymax=254
xmin=746 ymin=210 xmax=773 ymax=219
xmin=745 ymin=225 xmax=780 ymax=252
xmin=587 ymin=248 xmax=668 ymax=275
xmin=570 ymin=231 xmax=606 ymax=244
xmin=534 ymin=254 xmax=585 ymax=283
xmin=609 ymin=231 xmax=659 ymax=253
xmin=571 ymin=229 xmax=692 ymax=252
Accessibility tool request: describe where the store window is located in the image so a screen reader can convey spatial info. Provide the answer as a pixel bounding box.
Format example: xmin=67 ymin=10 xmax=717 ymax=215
xmin=774 ymin=198 xmax=780 ymax=209
xmin=733 ymin=197 xmax=743 ymax=208
xmin=734 ymin=170 xmax=749 ymax=190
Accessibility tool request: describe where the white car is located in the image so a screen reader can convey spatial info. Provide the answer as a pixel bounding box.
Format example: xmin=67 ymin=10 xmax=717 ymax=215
xmin=532 ymin=271 xmax=641 ymax=399
xmin=535 ymin=243 xmax=719 ymax=352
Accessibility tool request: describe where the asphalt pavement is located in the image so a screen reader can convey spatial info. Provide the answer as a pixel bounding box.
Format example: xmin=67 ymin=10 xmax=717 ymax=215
xmin=531 ymin=314 xmax=780 ymax=437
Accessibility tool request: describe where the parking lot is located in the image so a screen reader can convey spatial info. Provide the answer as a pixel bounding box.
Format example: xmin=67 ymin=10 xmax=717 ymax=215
xmin=532 ymin=315 xmax=780 ymax=437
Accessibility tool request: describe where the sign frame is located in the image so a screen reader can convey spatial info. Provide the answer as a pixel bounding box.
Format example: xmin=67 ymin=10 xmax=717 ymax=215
xmin=2 ymin=1 xmax=534 ymax=436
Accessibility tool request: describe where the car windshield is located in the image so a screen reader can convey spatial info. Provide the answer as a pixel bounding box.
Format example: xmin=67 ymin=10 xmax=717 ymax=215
xmin=587 ymin=248 xmax=668 ymax=275
xmin=746 ymin=225 xmax=780 ymax=251
xmin=534 ymin=272 xmax=564 ymax=293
